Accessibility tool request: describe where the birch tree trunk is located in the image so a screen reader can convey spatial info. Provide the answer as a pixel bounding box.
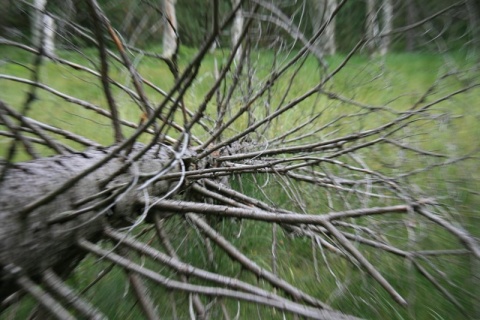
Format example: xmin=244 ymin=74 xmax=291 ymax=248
xmin=379 ymin=0 xmax=393 ymax=56
xmin=162 ymin=0 xmax=178 ymax=60
xmin=231 ymin=0 xmax=244 ymax=63
xmin=32 ymin=0 xmax=55 ymax=56
xmin=324 ymin=0 xmax=337 ymax=55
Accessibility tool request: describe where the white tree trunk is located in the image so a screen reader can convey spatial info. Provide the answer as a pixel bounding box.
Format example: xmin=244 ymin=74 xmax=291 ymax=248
xmin=32 ymin=0 xmax=47 ymax=48
xmin=379 ymin=0 xmax=393 ymax=56
xmin=162 ymin=0 xmax=178 ymax=60
xmin=231 ymin=0 xmax=244 ymax=63
xmin=32 ymin=0 xmax=55 ymax=56
xmin=43 ymin=15 xmax=55 ymax=55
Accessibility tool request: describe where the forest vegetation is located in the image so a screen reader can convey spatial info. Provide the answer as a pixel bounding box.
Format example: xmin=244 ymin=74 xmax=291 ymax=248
xmin=0 ymin=0 xmax=479 ymax=319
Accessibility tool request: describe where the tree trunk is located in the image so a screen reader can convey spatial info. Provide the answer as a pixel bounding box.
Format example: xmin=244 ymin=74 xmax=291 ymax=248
xmin=0 ymin=143 xmax=180 ymax=300
xmin=162 ymin=0 xmax=178 ymax=60
xmin=365 ymin=0 xmax=378 ymax=55
xmin=379 ymin=0 xmax=393 ymax=56
xmin=324 ymin=0 xmax=337 ymax=56
xmin=43 ymin=15 xmax=55 ymax=55
xmin=405 ymin=0 xmax=416 ymax=51
xmin=310 ymin=0 xmax=337 ymax=56
xmin=231 ymin=0 xmax=244 ymax=63
xmin=32 ymin=0 xmax=55 ymax=56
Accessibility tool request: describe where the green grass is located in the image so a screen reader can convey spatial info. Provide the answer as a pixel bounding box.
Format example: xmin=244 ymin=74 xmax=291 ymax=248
xmin=1 ymin=46 xmax=479 ymax=319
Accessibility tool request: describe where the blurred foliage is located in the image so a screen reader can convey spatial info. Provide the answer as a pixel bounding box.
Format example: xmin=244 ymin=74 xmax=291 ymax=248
xmin=0 ymin=0 xmax=477 ymax=51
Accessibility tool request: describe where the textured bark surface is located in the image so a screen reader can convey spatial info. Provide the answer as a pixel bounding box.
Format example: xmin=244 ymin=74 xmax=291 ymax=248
xmin=0 ymin=143 xmax=180 ymax=298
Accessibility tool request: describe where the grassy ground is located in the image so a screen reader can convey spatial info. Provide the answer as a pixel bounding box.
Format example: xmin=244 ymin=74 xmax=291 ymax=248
xmin=0 ymin=46 xmax=479 ymax=319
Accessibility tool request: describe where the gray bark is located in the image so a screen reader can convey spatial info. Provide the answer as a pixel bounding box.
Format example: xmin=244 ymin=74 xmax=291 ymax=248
xmin=310 ymin=0 xmax=337 ymax=56
xmin=365 ymin=0 xmax=378 ymax=54
xmin=366 ymin=0 xmax=391 ymax=56
xmin=0 ymin=143 xmax=180 ymax=299
xmin=405 ymin=0 xmax=416 ymax=51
